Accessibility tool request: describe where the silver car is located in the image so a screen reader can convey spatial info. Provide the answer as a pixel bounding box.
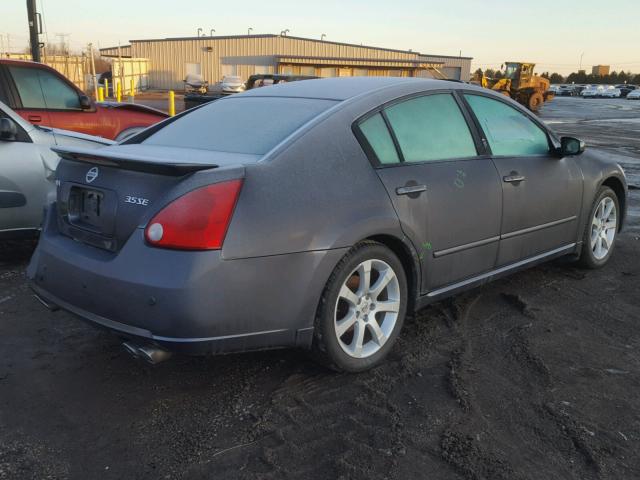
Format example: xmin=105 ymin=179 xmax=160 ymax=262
xmin=28 ymin=78 xmax=627 ymax=372
xmin=0 ymin=102 xmax=112 ymax=238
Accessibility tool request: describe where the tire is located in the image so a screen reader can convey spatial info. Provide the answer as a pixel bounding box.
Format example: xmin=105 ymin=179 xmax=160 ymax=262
xmin=578 ymin=186 xmax=620 ymax=269
xmin=528 ymin=92 xmax=544 ymax=111
xmin=312 ymin=241 xmax=408 ymax=372
xmin=115 ymin=127 xmax=145 ymax=142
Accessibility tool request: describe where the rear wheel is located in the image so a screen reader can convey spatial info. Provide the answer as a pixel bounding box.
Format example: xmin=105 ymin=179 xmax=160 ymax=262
xmin=578 ymin=186 xmax=619 ymax=269
xmin=528 ymin=92 xmax=544 ymax=111
xmin=312 ymin=242 xmax=407 ymax=372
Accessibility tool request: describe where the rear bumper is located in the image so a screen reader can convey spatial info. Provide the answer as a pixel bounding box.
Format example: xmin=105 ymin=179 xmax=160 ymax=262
xmin=28 ymin=206 xmax=348 ymax=354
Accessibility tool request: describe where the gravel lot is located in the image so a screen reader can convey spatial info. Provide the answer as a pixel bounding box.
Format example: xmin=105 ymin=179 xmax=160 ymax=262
xmin=1 ymin=97 xmax=639 ymax=480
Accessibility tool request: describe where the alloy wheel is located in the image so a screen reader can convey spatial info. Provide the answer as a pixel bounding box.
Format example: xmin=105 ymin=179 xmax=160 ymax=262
xmin=591 ymin=196 xmax=617 ymax=260
xmin=334 ymin=259 xmax=400 ymax=359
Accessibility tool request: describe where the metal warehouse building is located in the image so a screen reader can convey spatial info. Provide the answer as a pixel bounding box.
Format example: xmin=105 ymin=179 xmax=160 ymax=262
xmin=101 ymin=34 xmax=472 ymax=90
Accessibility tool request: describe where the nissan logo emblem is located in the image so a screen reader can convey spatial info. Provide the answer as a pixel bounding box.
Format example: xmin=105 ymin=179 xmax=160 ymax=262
xmin=86 ymin=167 xmax=99 ymax=183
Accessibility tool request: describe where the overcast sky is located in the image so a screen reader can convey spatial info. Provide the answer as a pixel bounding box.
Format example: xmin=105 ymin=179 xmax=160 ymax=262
xmin=3 ymin=0 xmax=639 ymax=75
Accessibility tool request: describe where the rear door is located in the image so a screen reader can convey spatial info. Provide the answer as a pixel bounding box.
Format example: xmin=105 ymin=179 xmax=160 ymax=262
xmin=356 ymin=91 xmax=503 ymax=292
xmin=463 ymin=93 xmax=582 ymax=266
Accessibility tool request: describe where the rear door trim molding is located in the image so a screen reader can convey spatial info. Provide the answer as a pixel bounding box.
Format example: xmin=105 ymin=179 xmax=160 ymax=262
xmin=433 ymin=235 xmax=500 ymax=258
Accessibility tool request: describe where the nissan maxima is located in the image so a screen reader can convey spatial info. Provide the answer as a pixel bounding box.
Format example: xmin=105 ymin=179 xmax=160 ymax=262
xmin=28 ymin=77 xmax=628 ymax=372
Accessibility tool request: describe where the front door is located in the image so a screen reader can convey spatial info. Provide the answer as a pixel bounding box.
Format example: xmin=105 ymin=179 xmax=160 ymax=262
xmin=0 ymin=109 xmax=50 ymax=233
xmin=356 ymin=92 xmax=503 ymax=292
xmin=463 ymin=93 xmax=583 ymax=265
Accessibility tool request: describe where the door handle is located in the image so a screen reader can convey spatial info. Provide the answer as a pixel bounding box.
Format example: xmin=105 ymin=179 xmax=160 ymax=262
xmin=28 ymin=115 xmax=42 ymax=123
xmin=396 ymin=184 xmax=427 ymax=196
xmin=503 ymin=174 xmax=525 ymax=183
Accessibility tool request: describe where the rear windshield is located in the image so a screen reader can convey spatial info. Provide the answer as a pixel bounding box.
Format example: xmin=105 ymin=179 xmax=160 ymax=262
xmin=142 ymin=97 xmax=337 ymax=155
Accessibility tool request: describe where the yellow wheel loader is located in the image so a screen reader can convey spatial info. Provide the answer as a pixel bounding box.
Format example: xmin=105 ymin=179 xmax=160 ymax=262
xmin=478 ymin=62 xmax=554 ymax=112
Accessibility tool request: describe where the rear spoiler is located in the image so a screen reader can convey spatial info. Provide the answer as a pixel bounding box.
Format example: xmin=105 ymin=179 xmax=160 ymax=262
xmin=52 ymin=146 xmax=218 ymax=176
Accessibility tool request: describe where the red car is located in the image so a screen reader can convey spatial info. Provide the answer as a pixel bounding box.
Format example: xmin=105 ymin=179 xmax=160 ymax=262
xmin=0 ymin=59 xmax=167 ymax=141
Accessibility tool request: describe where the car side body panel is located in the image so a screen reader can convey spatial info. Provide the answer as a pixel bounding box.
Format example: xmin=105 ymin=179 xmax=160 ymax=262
xmin=571 ymin=149 xmax=629 ymax=243
xmin=222 ymin=104 xmax=406 ymax=259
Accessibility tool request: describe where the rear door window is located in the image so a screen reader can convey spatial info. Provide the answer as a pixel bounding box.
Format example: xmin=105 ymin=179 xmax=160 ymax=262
xmin=384 ymin=93 xmax=477 ymax=162
xmin=464 ymin=94 xmax=550 ymax=156
xmin=143 ymin=97 xmax=337 ymax=155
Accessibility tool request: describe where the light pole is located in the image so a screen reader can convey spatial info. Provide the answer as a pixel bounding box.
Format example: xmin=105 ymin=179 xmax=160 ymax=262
xmin=247 ymin=27 xmax=253 ymax=35
xmin=197 ymin=28 xmax=202 ymax=37
xmin=321 ymin=33 xmax=326 ymax=41
xmin=579 ymin=52 xmax=585 ymax=71
xmin=210 ymin=29 xmax=215 ymax=36
xmin=281 ymin=29 xmax=290 ymax=36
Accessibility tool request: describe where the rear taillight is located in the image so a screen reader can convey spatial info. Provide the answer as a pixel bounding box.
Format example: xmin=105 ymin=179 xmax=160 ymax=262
xmin=145 ymin=179 xmax=243 ymax=250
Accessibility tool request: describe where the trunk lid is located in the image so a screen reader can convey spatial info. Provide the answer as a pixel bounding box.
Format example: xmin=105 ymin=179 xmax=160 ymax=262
xmin=53 ymin=145 xmax=253 ymax=251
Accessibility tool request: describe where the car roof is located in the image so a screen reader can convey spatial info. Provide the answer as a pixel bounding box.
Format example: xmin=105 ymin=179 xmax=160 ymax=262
xmin=0 ymin=58 xmax=45 ymax=68
xmin=239 ymin=76 xmax=462 ymax=101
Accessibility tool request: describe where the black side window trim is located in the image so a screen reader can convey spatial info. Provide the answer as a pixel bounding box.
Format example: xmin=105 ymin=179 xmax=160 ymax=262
xmin=0 ymin=65 xmax=20 ymax=109
xmin=352 ymin=88 xmax=487 ymax=168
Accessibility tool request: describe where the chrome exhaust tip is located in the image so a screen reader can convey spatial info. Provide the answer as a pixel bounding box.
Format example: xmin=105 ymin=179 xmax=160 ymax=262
xmin=137 ymin=345 xmax=173 ymax=365
xmin=122 ymin=341 xmax=140 ymax=358
xmin=122 ymin=342 xmax=172 ymax=364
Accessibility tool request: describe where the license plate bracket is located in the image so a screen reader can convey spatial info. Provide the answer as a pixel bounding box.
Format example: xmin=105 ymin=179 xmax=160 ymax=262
xmin=66 ymin=185 xmax=117 ymax=235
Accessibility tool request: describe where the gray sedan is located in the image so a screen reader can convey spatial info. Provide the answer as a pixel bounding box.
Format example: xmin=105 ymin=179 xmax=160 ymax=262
xmin=0 ymin=102 xmax=112 ymax=238
xmin=28 ymin=78 xmax=627 ymax=372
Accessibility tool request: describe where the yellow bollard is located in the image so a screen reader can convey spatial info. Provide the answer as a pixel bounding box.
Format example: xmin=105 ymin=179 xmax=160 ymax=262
xmin=130 ymin=78 xmax=135 ymax=98
xmin=97 ymin=86 xmax=104 ymax=102
xmin=116 ymin=81 xmax=122 ymax=102
xmin=168 ymin=90 xmax=176 ymax=117
xmin=104 ymin=78 xmax=109 ymax=98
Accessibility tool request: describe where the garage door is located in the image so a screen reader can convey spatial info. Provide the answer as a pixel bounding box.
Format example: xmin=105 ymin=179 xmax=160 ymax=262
xmin=441 ymin=67 xmax=461 ymax=80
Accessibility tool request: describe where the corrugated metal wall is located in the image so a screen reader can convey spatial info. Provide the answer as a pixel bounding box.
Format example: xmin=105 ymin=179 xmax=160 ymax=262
xmin=419 ymin=55 xmax=472 ymax=81
xmin=127 ymin=35 xmax=471 ymax=89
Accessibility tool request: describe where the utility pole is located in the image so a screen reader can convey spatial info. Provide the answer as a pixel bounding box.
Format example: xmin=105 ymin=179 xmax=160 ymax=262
xmin=88 ymin=43 xmax=98 ymax=99
xmin=26 ymin=0 xmax=41 ymax=62
xmin=55 ymin=33 xmax=70 ymax=54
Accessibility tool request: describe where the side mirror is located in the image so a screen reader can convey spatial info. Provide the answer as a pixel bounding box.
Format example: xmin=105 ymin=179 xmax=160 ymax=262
xmin=79 ymin=95 xmax=92 ymax=110
xmin=0 ymin=118 xmax=17 ymax=141
xmin=559 ymin=136 xmax=585 ymax=156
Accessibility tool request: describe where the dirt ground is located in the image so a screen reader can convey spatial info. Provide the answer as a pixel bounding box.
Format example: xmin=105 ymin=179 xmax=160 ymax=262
xmin=1 ymin=97 xmax=639 ymax=480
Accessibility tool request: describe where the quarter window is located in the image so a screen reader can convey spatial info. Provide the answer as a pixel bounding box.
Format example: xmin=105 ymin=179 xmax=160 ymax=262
xmin=358 ymin=113 xmax=400 ymax=165
xmin=384 ymin=94 xmax=477 ymax=162
xmin=464 ymin=94 xmax=550 ymax=156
